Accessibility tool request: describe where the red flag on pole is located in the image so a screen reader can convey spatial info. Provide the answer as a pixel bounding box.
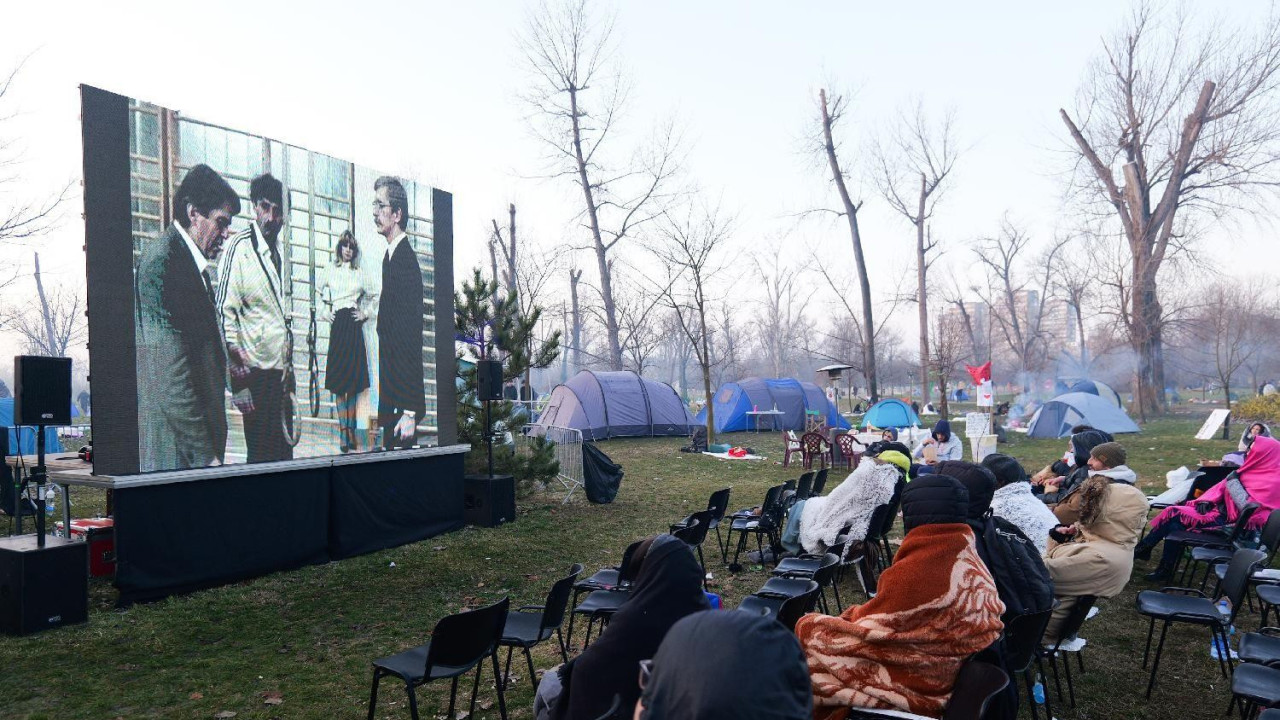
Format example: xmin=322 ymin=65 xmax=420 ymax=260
xmin=965 ymin=362 xmax=992 ymax=386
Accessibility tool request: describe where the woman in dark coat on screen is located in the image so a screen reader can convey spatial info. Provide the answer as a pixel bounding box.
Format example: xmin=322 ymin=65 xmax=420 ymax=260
xmin=551 ymin=534 xmax=709 ymax=720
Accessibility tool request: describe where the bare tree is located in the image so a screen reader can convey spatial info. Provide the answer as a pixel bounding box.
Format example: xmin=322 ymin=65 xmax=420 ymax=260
xmin=1184 ymin=281 xmax=1259 ymax=438
xmin=873 ymin=101 xmax=959 ymax=405
xmin=939 ymin=279 xmax=986 ymax=364
xmin=1060 ymin=3 xmax=1280 ymax=416
xmin=929 ymin=311 xmax=970 ymax=420
xmin=654 ymin=202 xmax=732 ymax=443
xmin=974 ymin=219 xmax=1066 ymax=387
xmin=613 ymin=277 xmax=667 ymax=374
xmin=519 ymin=0 xmax=682 ymax=370
xmin=568 ymin=268 xmax=583 ymax=373
xmin=0 ymin=253 xmax=85 ymax=357
xmin=808 ymin=87 xmax=878 ymax=400
xmin=753 ymin=246 xmax=813 ymax=379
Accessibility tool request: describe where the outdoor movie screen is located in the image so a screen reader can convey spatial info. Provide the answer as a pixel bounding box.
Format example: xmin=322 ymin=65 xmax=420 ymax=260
xmin=81 ymin=88 xmax=450 ymax=474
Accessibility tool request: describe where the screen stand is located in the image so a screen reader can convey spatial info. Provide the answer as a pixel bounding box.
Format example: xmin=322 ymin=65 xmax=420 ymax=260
xmin=32 ymin=426 xmax=47 ymax=548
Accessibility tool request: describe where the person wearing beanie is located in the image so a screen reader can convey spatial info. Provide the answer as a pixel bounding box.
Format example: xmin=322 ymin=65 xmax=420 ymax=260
xmin=796 ymin=476 xmax=1005 ymax=718
xmin=914 ymin=419 xmax=964 ymax=464
xmin=984 ymin=454 xmax=1058 ymax=554
xmin=1031 ymin=426 xmax=1114 ymax=486
xmin=1037 ymin=429 xmax=1111 ymax=505
xmin=1042 ymin=466 xmax=1148 ymax=641
xmin=1051 ymin=442 xmax=1138 ymax=525
xmin=637 ymin=610 xmax=812 ymax=720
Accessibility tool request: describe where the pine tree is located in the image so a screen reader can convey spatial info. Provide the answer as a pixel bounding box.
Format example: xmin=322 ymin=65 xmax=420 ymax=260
xmin=455 ymin=268 xmax=562 ymax=492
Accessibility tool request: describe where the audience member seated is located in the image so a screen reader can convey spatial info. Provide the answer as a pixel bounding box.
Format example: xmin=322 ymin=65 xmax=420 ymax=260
xmin=1224 ymin=422 xmax=1272 ymax=466
xmin=1135 ymin=435 xmax=1280 ymax=581
xmin=795 ymin=475 xmax=1005 ymax=718
xmin=1043 ymin=469 xmax=1147 ymax=641
xmin=1029 ymin=425 xmax=1111 ymax=485
xmin=984 ymin=454 xmax=1058 ymax=554
xmin=1034 ymin=429 xmax=1111 ymax=505
xmin=935 ymin=460 xmax=1054 ymax=619
xmin=791 ymin=454 xmax=904 ymax=558
xmin=636 ymin=610 xmax=812 ymax=720
xmin=1051 ymin=441 xmax=1137 ymax=526
xmin=541 ymin=534 xmax=709 ymax=720
xmin=913 ymin=419 xmax=964 ymax=465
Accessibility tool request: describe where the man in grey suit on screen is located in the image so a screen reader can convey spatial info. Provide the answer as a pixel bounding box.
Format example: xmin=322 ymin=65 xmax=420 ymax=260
xmin=135 ymin=164 xmax=240 ymax=471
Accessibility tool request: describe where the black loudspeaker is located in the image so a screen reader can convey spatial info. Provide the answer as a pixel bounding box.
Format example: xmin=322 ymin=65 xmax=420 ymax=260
xmin=475 ymin=360 xmax=504 ymax=401
xmin=0 ymin=535 xmax=88 ymax=635
xmin=14 ymin=356 xmax=72 ymax=426
xmin=463 ymin=474 xmax=516 ymax=527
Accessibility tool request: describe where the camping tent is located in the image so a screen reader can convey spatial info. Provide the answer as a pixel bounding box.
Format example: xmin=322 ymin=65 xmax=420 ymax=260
xmin=0 ymin=398 xmax=73 ymax=455
xmin=529 ymin=370 xmax=695 ymax=440
xmin=693 ymin=377 xmax=851 ymax=433
xmin=859 ymin=398 xmax=921 ymax=429
xmin=1067 ymin=379 xmax=1122 ymax=408
xmin=1026 ymin=392 xmax=1140 ymax=438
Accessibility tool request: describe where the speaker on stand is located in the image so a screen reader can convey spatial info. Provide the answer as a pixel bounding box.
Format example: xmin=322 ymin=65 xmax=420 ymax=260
xmin=464 ymin=359 xmax=515 ymax=527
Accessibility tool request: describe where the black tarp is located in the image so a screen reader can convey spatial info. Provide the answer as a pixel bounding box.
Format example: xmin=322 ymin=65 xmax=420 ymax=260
xmin=583 ymin=443 xmax=624 ymax=504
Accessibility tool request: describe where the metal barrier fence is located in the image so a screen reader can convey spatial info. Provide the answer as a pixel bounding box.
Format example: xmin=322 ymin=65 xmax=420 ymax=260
xmin=520 ymin=425 xmax=584 ymax=502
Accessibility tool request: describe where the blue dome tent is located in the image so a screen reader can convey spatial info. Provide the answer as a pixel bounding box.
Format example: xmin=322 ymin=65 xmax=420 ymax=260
xmin=0 ymin=397 xmax=76 ymax=455
xmin=1067 ymin=379 xmax=1122 ymax=408
xmin=1026 ymin=392 xmax=1140 ymax=438
xmin=693 ymin=377 xmax=850 ymax=433
xmin=859 ymin=398 xmax=921 ymax=429
xmin=528 ymin=370 xmax=695 ymax=440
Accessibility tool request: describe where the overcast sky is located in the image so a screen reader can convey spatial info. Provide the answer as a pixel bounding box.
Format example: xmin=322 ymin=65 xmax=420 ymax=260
xmin=0 ymin=1 xmax=1274 ymax=382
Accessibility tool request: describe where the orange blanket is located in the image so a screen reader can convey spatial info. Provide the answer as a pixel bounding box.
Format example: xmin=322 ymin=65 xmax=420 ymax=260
xmin=795 ymin=523 xmax=1005 ymax=719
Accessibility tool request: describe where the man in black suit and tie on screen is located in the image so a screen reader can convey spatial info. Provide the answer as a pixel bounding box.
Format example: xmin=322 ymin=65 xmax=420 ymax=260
xmin=136 ymin=164 xmax=240 ymax=471
xmin=372 ymin=176 xmax=425 ymax=450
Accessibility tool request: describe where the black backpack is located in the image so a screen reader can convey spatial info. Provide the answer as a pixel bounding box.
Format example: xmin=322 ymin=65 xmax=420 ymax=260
xmin=976 ymin=514 xmax=1054 ymax=619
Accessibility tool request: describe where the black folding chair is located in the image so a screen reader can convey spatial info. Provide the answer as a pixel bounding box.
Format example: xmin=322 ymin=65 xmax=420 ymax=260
xmin=1037 ymin=597 xmax=1096 ymax=709
xmin=795 ymin=471 xmax=816 ymax=501
xmin=737 ymin=579 xmax=821 ymax=631
xmin=810 ymin=467 xmax=830 ymax=497
xmin=1230 ymin=662 xmax=1280 ymax=718
xmin=1206 ymin=510 xmax=1280 ymax=596
xmin=726 ymin=484 xmax=786 ymax=571
xmin=773 ymin=550 xmax=843 ymax=613
xmin=1171 ymin=503 xmax=1260 ymax=586
xmin=1000 ymin=610 xmax=1054 ymax=720
xmin=568 ymin=540 xmax=643 ymax=649
xmin=499 ymin=564 xmax=583 ymax=686
xmin=1137 ymin=548 xmax=1267 ymax=697
xmin=672 ymin=510 xmax=714 ymax=587
xmin=367 ymin=597 xmax=510 ymax=720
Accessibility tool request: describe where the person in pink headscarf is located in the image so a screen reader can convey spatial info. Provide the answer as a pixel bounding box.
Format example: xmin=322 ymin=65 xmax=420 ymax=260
xmin=1134 ymin=435 xmax=1280 ymax=580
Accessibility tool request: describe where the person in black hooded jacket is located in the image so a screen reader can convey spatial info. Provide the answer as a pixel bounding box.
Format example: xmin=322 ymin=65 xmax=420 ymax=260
xmin=636 ymin=610 xmax=812 ymax=720
xmin=1037 ymin=429 xmax=1111 ymax=505
xmin=549 ymin=534 xmax=709 ymax=720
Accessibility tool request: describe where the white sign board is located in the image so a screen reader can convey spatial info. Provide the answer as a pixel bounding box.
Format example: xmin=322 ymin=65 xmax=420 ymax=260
xmin=976 ymin=380 xmax=994 ymax=407
xmin=1194 ymin=409 xmax=1231 ymax=440
xmin=964 ymin=412 xmax=991 ymax=438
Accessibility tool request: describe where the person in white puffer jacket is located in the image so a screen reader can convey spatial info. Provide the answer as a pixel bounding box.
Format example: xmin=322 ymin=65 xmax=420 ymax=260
xmin=983 ymin=453 xmax=1058 ymax=555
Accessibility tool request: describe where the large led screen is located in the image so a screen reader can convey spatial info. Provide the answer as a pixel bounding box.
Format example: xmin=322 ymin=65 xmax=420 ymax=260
xmin=81 ymin=87 xmax=454 ymax=475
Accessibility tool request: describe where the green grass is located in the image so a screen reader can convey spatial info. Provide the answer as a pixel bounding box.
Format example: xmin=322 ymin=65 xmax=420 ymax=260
xmin=0 ymin=411 xmax=1246 ymax=719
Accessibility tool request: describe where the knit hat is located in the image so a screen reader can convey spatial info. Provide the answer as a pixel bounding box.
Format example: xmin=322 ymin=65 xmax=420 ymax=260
xmin=982 ymin=454 xmax=1029 ymax=488
xmin=933 ymin=460 xmax=996 ymax=519
xmin=1090 ymin=442 xmax=1127 ymax=469
xmin=901 ymin=474 xmax=969 ymax=532
xmin=1070 ymin=429 xmax=1111 ymax=468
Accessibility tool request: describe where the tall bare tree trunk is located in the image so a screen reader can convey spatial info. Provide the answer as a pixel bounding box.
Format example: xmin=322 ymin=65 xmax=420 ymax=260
xmin=820 ymin=89 xmax=878 ymax=401
xmin=567 ymin=87 xmax=623 ymax=370
xmin=570 ymin=269 xmax=583 ymax=373
xmin=916 ymin=179 xmax=931 ymax=406
xmin=33 ymin=253 xmax=57 ymax=356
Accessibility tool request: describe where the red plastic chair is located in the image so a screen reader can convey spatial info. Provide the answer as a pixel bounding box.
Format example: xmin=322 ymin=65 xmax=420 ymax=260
xmin=835 ymin=433 xmax=863 ymax=469
xmin=801 ymin=432 xmax=832 ymax=469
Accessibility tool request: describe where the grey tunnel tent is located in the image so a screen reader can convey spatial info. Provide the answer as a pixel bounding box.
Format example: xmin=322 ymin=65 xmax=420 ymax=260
xmin=529 ymin=370 xmax=697 ymax=440
xmin=1025 ymin=391 xmax=1141 ymax=438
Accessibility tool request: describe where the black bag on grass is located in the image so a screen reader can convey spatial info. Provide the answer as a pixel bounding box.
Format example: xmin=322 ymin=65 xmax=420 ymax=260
xmin=583 ymin=443 xmax=624 ymax=504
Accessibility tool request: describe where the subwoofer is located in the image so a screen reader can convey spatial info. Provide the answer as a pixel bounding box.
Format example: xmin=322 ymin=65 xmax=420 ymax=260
xmin=14 ymin=356 xmax=72 ymax=426
xmin=463 ymin=474 xmax=515 ymax=527
xmin=0 ymin=535 xmax=88 ymax=635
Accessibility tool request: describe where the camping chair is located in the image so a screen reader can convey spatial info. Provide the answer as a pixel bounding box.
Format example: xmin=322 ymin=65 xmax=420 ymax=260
xmin=835 ymin=433 xmax=863 ymax=469
xmin=673 ymin=488 xmax=732 ymax=562
xmin=1002 ymin=609 xmax=1055 ymax=720
xmin=671 ymin=510 xmax=714 ymax=587
xmin=499 ymin=564 xmax=583 ymax=684
xmin=1169 ymin=503 xmax=1260 ymax=586
xmin=1037 ymin=597 xmax=1097 ymax=709
xmin=367 ymin=597 xmax=510 ymax=720
xmin=805 ymin=410 xmax=827 ymax=434
xmin=737 ymin=579 xmax=821 ymax=632
xmin=1137 ymin=548 xmax=1267 ymax=697
xmin=846 ymin=659 xmax=1009 ymax=720
xmin=801 ymin=432 xmax=832 ymax=469
xmin=783 ymin=430 xmax=803 ymax=467
xmin=726 ymin=484 xmax=786 ymax=571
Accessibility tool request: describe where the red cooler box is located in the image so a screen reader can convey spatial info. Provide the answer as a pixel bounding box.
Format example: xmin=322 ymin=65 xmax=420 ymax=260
xmin=53 ymin=518 xmax=115 ymax=578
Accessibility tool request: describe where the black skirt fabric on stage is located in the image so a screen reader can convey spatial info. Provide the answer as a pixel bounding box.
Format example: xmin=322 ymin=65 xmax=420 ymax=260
xmin=326 ymin=308 xmax=370 ymax=395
